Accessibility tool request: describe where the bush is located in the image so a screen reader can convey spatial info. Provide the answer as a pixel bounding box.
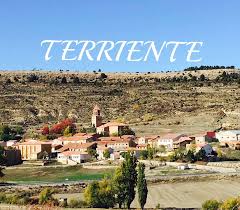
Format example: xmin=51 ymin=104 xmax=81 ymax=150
xmin=221 ymin=197 xmax=239 ymax=210
xmin=202 ymin=199 xmax=220 ymax=210
xmin=38 ymin=187 xmax=55 ymax=205
xmin=68 ymin=198 xmax=88 ymax=208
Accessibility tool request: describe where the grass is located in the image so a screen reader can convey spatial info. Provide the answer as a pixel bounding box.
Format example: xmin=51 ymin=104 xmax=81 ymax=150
xmin=2 ymin=165 xmax=114 ymax=184
xmin=147 ymin=166 xmax=212 ymax=177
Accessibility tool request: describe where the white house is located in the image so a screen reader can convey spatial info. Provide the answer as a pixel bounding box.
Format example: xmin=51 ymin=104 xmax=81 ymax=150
xmin=215 ymin=130 xmax=240 ymax=142
xmin=57 ymin=151 xmax=91 ymax=164
xmin=157 ymin=133 xmax=185 ymax=150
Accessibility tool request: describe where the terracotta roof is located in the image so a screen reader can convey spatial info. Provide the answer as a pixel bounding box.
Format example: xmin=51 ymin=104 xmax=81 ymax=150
xmin=97 ymin=122 xmax=126 ymax=128
xmin=174 ymin=136 xmax=192 ymax=144
xmin=58 ymin=142 xmax=96 ymax=152
xmin=59 ymin=151 xmax=89 ymax=156
xmin=16 ymin=140 xmax=52 ymax=145
xmin=160 ymin=133 xmax=184 ymax=140
xmin=58 ymin=135 xmax=92 ymax=141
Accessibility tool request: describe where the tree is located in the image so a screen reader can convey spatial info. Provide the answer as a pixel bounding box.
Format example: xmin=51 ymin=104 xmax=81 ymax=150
xmin=103 ymin=149 xmax=110 ymax=159
xmin=221 ymin=197 xmax=240 ymax=210
xmin=122 ymin=152 xmax=137 ymax=209
xmin=63 ymin=126 xmax=72 ymax=136
xmin=137 ymin=163 xmax=148 ymax=210
xmin=87 ymin=148 xmax=98 ymax=159
xmin=42 ymin=125 xmax=49 ymax=135
xmin=84 ymin=179 xmax=115 ymax=208
xmin=202 ymin=199 xmax=220 ymax=210
xmin=113 ymin=152 xmax=137 ymax=209
xmin=113 ymin=167 xmax=126 ymax=208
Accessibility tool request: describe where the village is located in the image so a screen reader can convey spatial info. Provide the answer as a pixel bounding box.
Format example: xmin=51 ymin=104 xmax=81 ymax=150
xmin=1 ymin=105 xmax=240 ymax=167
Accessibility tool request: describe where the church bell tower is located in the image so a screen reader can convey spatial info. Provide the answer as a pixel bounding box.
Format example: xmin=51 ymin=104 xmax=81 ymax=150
xmin=91 ymin=105 xmax=102 ymax=127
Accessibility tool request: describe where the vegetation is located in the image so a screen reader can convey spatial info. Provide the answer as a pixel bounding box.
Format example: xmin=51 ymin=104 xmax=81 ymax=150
xmin=2 ymin=166 xmax=113 ymax=183
xmin=137 ymin=163 xmax=148 ymax=209
xmin=0 ymin=124 xmax=23 ymax=141
xmin=83 ymin=152 xmax=146 ymax=209
xmin=38 ymin=188 xmax=55 ymax=205
xmin=41 ymin=119 xmax=76 ymax=139
xmin=184 ymin=65 xmax=235 ymax=71
xmin=202 ymin=197 xmax=240 ymax=210
xmin=68 ymin=198 xmax=88 ymax=208
xmin=168 ymin=148 xmax=208 ymax=163
xmin=84 ymin=179 xmax=115 ymax=208
xmin=103 ymin=149 xmax=111 ymax=159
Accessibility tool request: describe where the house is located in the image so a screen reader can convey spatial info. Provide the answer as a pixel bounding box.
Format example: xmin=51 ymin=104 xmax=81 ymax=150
xmin=56 ymin=134 xmax=94 ymax=145
xmin=91 ymin=105 xmax=132 ymax=136
xmin=97 ymin=136 xmax=136 ymax=150
xmin=96 ymin=146 xmax=114 ymax=160
xmin=215 ymin=130 xmax=240 ymax=142
xmin=196 ymin=143 xmax=213 ymax=156
xmin=96 ymin=122 xmax=129 ymax=136
xmin=137 ymin=135 xmax=160 ymax=147
xmin=157 ymin=133 xmax=186 ymax=150
xmin=189 ymin=133 xmax=206 ymax=144
xmin=57 ymin=142 xmax=97 ymax=153
xmin=14 ymin=139 xmax=52 ymax=160
xmin=57 ymin=151 xmax=91 ymax=164
xmin=6 ymin=140 xmax=18 ymax=147
xmin=136 ymin=144 xmax=148 ymax=150
xmin=173 ymin=136 xmax=193 ymax=149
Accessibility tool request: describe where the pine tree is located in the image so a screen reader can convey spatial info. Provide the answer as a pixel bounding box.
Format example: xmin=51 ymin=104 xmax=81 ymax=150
xmin=137 ymin=163 xmax=148 ymax=210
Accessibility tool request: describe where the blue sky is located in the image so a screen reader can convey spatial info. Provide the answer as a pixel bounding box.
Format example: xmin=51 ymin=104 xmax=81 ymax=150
xmin=0 ymin=1 xmax=240 ymax=72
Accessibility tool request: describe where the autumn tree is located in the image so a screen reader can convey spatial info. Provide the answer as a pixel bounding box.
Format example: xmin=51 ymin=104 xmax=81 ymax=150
xmin=137 ymin=163 xmax=148 ymax=209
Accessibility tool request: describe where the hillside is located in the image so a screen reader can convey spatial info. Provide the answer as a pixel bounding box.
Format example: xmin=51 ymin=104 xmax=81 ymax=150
xmin=0 ymin=69 xmax=240 ymax=135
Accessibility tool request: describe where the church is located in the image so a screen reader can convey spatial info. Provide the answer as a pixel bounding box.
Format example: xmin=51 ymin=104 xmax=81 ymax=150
xmin=91 ymin=105 xmax=130 ymax=136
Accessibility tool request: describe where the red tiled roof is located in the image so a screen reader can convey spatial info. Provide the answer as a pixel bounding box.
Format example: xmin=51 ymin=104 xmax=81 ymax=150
xmin=58 ymin=135 xmax=92 ymax=141
xmin=160 ymin=133 xmax=184 ymax=140
xmin=58 ymin=142 xmax=96 ymax=152
xmin=16 ymin=140 xmax=52 ymax=145
xmin=60 ymin=151 xmax=89 ymax=156
xmin=97 ymin=122 xmax=126 ymax=128
xmin=174 ymin=136 xmax=192 ymax=144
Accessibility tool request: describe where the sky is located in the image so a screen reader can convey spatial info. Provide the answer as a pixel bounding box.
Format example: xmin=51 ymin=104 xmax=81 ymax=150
xmin=0 ymin=1 xmax=240 ymax=72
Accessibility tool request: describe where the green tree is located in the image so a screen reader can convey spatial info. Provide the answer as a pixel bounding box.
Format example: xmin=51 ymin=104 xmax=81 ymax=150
xmin=84 ymin=179 xmax=115 ymax=208
xmin=87 ymin=148 xmax=98 ymax=159
xmin=113 ymin=167 xmax=126 ymax=208
xmin=137 ymin=163 xmax=148 ymax=210
xmin=122 ymin=152 xmax=137 ymax=209
xmin=103 ymin=149 xmax=110 ymax=159
xmin=202 ymin=199 xmax=220 ymax=210
xmin=113 ymin=152 xmax=137 ymax=209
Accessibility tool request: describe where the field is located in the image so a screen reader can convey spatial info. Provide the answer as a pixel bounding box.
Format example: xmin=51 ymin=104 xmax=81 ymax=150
xmin=2 ymin=166 xmax=113 ymax=184
xmin=54 ymin=179 xmax=240 ymax=208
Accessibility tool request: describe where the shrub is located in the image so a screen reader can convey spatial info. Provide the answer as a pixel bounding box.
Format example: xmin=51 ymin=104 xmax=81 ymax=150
xmin=221 ymin=197 xmax=239 ymax=210
xmin=38 ymin=188 xmax=55 ymax=205
xmin=68 ymin=198 xmax=88 ymax=208
xmin=202 ymin=199 xmax=220 ymax=210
